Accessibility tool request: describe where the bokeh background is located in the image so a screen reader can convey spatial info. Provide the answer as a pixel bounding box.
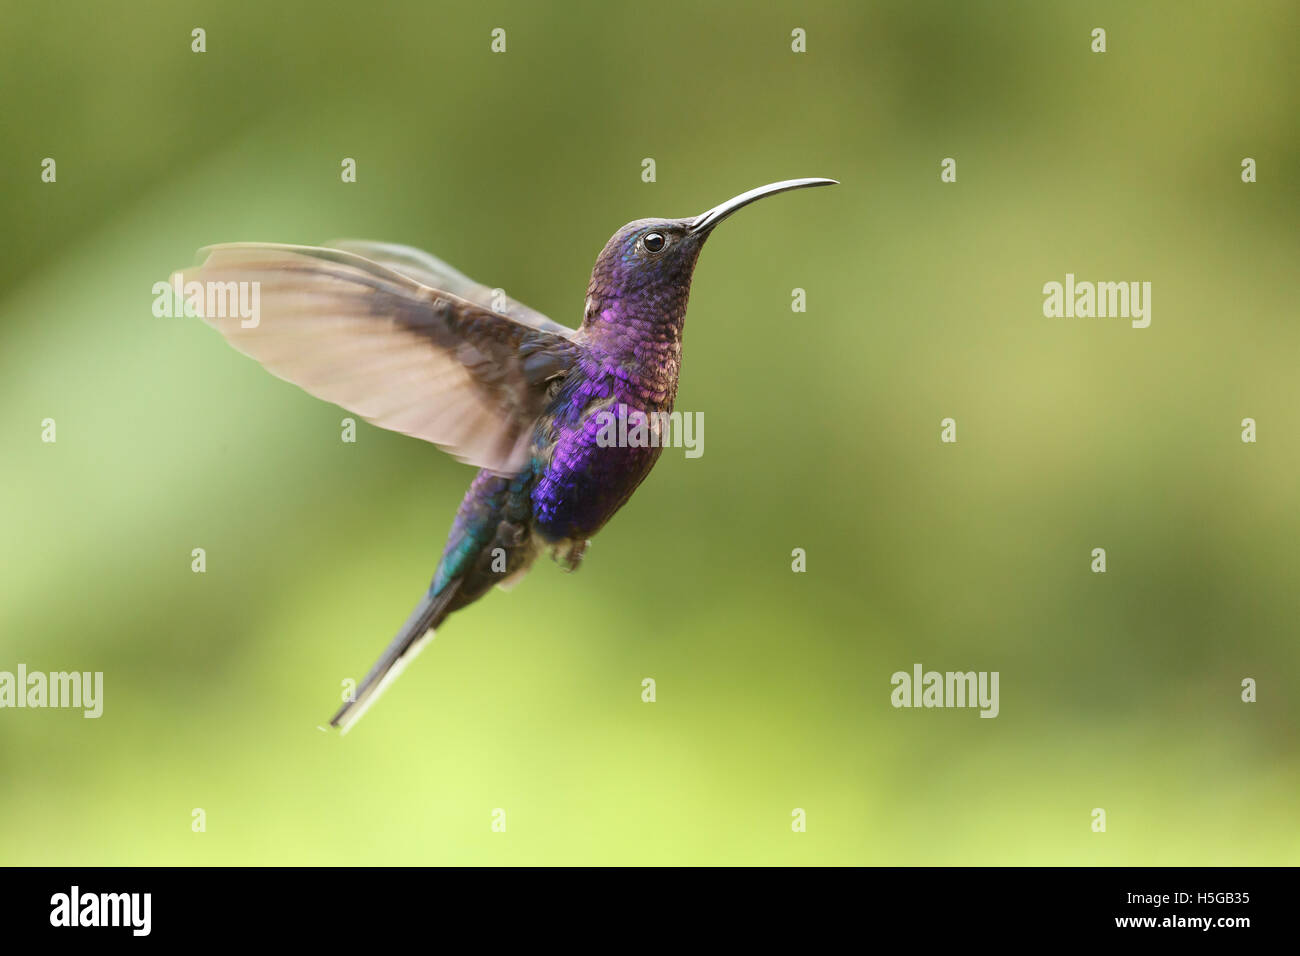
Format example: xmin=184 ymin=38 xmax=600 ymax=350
xmin=2 ymin=0 xmax=1297 ymax=865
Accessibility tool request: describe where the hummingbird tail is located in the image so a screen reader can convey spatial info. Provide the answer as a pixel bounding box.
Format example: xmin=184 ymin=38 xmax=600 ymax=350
xmin=328 ymin=580 xmax=462 ymax=735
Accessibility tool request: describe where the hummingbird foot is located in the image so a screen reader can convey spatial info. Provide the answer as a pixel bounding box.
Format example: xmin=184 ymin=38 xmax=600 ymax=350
xmin=552 ymin=538 xmax=590 ymax=573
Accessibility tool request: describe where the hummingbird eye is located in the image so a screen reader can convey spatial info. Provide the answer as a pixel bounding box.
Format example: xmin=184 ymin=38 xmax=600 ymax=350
xmin=642 ymin=232 xmax=666 ymax=254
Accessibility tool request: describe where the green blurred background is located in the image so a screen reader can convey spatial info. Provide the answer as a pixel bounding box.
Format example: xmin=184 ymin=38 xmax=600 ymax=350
xmin=2 ymin=0 xmax=1297 ymax=865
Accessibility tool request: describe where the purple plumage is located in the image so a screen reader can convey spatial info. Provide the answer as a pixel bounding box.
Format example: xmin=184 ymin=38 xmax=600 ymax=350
xmin=532 ymin=222 xmax=697 ymax=544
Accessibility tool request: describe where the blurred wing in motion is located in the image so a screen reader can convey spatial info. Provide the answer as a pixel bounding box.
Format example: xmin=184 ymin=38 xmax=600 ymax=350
xmin=178 ymin=243 xmax=579 ymax=474
xmin=325 ymin=239 xmax=573 ymax=337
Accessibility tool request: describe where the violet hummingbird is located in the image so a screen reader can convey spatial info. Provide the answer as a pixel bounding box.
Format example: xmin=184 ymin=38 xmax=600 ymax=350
xmin=182 ymin=177 xmax=837 ymax=731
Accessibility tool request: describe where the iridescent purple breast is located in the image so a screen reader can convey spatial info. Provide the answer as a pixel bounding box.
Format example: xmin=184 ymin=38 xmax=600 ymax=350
xmin=531 ymin=360 xmax=669 ymax=543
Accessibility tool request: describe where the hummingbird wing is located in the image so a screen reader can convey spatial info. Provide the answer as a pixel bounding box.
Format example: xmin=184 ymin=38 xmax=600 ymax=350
xmin=324 ymin=239 xmax=572 ymax=338
xmin=179 ymin=243 xmax=579 ymax=475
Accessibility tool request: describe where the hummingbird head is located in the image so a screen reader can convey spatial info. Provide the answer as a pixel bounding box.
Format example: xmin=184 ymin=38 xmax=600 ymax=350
xmin=582 ymin=178 xmax=837 ymax=338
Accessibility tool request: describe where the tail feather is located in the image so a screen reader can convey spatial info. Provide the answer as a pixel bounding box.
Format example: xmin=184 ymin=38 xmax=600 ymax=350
xmin=329 ymin=580 xmax=461 ymax=734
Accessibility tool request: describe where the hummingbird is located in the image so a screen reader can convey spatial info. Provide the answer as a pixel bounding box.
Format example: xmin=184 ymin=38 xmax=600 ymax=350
xmin=181 ymin=177 xmax=837 ymax=732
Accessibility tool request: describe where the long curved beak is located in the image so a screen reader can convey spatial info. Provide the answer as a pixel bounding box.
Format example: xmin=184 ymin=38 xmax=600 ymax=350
xmin=688 ymin=178 xmax=838 ymax=235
